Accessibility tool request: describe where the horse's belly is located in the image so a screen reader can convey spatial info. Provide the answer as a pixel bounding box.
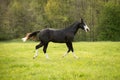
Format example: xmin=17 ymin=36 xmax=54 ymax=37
xmin=51 ymin=39 xmax=66 ymax=43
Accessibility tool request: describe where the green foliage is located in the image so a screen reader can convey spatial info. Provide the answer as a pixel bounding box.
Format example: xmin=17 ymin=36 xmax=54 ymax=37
xmin=97 ymin=1 xmax=120 ymax=41
xmin=0 ymin=41 xmax=120 ymax=80
xmin=0 ymin=0 xmax=34 ymax=40
xmin=0 ymin=0 xmax=120 ymax=41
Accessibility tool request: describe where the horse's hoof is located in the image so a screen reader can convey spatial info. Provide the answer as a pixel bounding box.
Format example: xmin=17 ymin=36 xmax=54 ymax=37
xmin=33 ymin=57 xmax=36 ymax=59
xmin=62 ymin=55 xmax=65 ymax=58
xmin=75 ymin=57 xmax=79 ymax=59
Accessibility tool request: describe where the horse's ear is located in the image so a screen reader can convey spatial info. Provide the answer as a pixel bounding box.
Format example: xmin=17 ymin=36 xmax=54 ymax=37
xmin=81 ymin=18 xmax=84 ymax=23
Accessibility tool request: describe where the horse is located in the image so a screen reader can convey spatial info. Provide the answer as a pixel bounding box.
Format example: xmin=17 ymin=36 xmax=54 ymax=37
xmin=22 ymin=18 xmax=90 ymax=59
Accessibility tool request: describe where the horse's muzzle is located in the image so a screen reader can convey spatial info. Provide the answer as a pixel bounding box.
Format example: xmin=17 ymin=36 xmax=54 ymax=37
xmin=85 ymin=27 xmax=90 ymax=32
xmin=85 ymin=28 xmax=90 ymax=32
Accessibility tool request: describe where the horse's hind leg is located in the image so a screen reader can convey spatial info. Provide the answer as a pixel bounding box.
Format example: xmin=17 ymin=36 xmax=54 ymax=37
xmin=43 ymin=43 xmax=49 ymax=59
xmin=33 ymin=42 xmax=43 ymax=59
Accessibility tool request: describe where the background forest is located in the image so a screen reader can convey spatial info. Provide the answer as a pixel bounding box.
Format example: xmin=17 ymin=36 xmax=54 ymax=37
xmin=0 ymin=0 xmax=120 ymax=41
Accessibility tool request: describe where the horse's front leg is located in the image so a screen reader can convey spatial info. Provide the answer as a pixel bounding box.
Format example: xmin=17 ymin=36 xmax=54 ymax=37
xmin=33 ymin=42 xmax=43 ymax=59
xmin=63 ymin=42 xmax=78 ymax=59
xmin=69 ymin=42 xmax=78 ymax=59
xmin=62 ymin=42 xmax=71 ymax=57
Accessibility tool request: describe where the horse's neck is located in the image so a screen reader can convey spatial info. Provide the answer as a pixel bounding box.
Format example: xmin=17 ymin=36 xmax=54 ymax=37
xmin=73 ymin=25 xmax=79 ymax=35
xmin=67 ymin=22 xmax=80 ymax=35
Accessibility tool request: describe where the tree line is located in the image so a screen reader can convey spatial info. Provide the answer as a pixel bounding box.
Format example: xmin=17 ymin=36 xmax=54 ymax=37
xmin=0 ymin=0 xmax=120 ymax=41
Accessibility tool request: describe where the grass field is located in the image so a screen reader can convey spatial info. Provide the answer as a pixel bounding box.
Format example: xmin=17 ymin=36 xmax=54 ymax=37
xmin=0 ymin=41 xmax=120 ymax=80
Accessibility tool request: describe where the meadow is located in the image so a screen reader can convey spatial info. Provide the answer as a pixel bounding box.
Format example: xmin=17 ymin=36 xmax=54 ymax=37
xmin=0 ymin=41 xmax=120 ymax=80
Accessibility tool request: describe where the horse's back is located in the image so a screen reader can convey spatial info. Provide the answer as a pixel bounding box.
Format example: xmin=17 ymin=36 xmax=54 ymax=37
xmin=38 ymin=28 xmax=50 ymax=42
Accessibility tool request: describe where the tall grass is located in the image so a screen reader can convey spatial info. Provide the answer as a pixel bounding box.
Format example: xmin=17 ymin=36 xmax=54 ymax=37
xmin=0 ymin=41 xmax=120 ymax=80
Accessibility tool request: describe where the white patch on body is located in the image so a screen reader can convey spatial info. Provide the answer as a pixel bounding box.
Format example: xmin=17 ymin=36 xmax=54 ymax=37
xmin=84 ymin=24 xmax=90 ymax=32
xmin=22 ymin=37 xmax=27 ymax=42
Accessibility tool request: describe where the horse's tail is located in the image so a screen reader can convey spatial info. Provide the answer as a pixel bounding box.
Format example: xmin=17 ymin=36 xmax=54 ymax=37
xmin=22 ymin=31 xmax=40 ymax=42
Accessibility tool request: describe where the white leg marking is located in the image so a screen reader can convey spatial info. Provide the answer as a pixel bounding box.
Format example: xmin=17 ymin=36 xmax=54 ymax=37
xmin=33 ymin=49 xmax=38 ymax=59
xmin=62 ymin=52 xmax=68 ymax=57
xmin=72 ymin=52 xmax=78 ymax=59
xmin=45 ymin=53 xmax=49 ymax=59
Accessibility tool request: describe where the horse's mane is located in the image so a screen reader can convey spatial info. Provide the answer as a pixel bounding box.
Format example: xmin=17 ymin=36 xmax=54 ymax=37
xmin=65 ymin=21 xmax=80 ymax=30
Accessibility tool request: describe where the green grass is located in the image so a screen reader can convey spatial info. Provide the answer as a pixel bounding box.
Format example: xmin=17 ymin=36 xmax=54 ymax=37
xmin=0 ymin=41 xmax=120 ymax=80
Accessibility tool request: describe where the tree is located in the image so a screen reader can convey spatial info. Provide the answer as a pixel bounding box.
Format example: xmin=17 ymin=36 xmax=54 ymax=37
xmin=0 ymin=0 xmax=119 ymax=41
xmin=97 ymin=1 xmax=120 ymax=41
xmin=0 ymin=0 xmax=11 ymax=40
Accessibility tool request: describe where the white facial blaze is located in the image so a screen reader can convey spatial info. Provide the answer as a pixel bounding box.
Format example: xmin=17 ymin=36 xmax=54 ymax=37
xmin=84 ymin=24 xmax=90 ymax=32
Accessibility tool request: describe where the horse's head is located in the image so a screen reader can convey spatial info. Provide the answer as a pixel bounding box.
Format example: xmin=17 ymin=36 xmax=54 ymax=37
xmin=79 ymin=18 xmax=90 ymax=32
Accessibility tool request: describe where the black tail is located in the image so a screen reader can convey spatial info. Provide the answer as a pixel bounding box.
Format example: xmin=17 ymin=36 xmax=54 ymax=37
xmin=22 ymin=31 xmax=40 ymax=42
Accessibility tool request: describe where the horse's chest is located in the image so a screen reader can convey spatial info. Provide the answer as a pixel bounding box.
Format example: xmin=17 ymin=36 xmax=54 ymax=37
xmin=66 ymin=32 xmax=74 ymax=38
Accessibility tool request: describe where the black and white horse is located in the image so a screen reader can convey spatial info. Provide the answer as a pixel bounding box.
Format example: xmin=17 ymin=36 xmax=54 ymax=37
xmin=22 ymin=19 xmax=90 ymax=59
